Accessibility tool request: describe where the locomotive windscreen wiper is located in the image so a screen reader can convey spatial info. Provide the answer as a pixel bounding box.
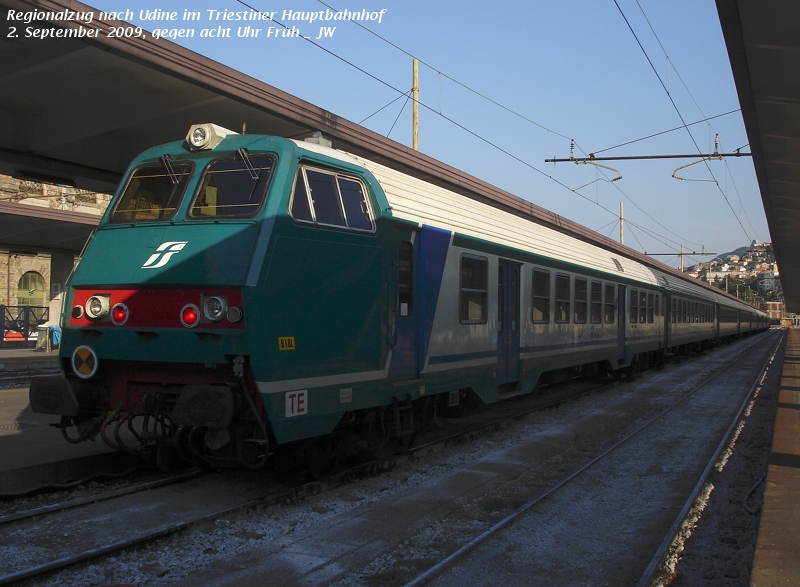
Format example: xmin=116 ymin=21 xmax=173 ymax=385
xmin=237 ymin=148 xmax=260 ymax=181
xmin=160 ymin=154 xmax=180 ymax=185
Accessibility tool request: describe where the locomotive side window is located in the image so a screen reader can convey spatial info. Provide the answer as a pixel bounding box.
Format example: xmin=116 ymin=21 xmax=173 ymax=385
xmin=190 ymin=154 xmax=273 ymax=218
xmin=630 ymin=288 xmax=639 ymax=323
xmin=398 ymin=241 xmax=413 ymax=317
xmin=555 ymin=274 xmax=570 ymax=323
xmin=574 ymin=278 xmax=587 ymax=324
xmin=460 ymin=255 xmax=488 ymax=323
xmin=291 ymin=173 xmax=313 ymax=221
xmin=532 ymin=269 xmax=550 ymax=323
xmin=590 ymin=281 xmax=602 ymax=324
xmin=289 ymin=166 xmax=375 ymax=232
xmin=306 ymin=170 xmax=345 ymax=226
xmin=339 ymin=178 xmax=373 ymax=231
xmin=604 ymin=283 xmax=615 ymax=323
xmin=111 ymin=162 xmax=193 ymax=222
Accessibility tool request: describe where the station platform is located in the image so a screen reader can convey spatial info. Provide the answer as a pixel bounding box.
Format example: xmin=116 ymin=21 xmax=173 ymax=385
xmin=0 ymin=346 xmax=61 ymax=373
xmin=751 ymin=328 xmax=800 ymax=585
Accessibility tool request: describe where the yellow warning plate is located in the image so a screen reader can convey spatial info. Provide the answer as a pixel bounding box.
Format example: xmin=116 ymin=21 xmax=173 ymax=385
xmin=278 ymin=336 xmax=296 ymax=351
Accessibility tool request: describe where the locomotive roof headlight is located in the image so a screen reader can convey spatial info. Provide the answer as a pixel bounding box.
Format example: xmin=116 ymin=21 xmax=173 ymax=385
xmin=111 ymin=303 xmax=130 ymax=326
xmin=181 ymin=303 xmax=200 ymax=328
xmin=85 ymin=295 xmax=110 ymax=320
xmin=203 ymin=295 xmax=228 ymax=322
xmin=185 ymin=123 xmax=237 ymax=151
xmin=227 ymin=306 xmax=243 ymax=323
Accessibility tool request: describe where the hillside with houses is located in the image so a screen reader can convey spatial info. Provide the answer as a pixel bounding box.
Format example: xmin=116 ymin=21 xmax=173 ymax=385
xmin=685 ymin=241 xmax=789 ymax=323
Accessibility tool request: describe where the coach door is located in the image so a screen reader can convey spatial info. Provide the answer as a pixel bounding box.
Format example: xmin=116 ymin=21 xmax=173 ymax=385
xmin=617 ymin=284 xmax=627 ymax=362
xmin=388 ymin=240 xmax=418 ymax=380
xmin=664 ymin=294 xmax=672 ymax=348
xmin=498 ymin=260 xmax=521 ymax=385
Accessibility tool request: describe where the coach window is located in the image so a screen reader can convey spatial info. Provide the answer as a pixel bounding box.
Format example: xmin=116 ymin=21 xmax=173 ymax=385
xmin=398 ymin=242 xmax=413 ymax=317
xmin=590 ymin=281 xmax=602 ymax=324
xmin=555 ymin=274 xmax=570 ymax=323
xmin=190 ymin=154 xmax=273 ymax=218
xmin=111 ymin=161 xmax=193 ymax=222
xmin=532 ymin=269 xmax=550 ymax=323
xmin=604 ymin=283 xmax=615 ymax=323
xmin=630 ymin=288 xmax=639 ymax=324
xmin=671 ymin=298 xmax=677 ymax=323
xmin=647 ymin=292 xmax=655 ymax=323
xmin=574 ymin=278 xmax=588 ymax=323
xmin=460 ymin=255 xmax=488 ymax=323
xmin=289 ymin=166 xmax=375 ymax=232
xmin=639 ymin=290 xmax=648 ymax=323
xmin=655 ymin=294 xmax=660 ymax=318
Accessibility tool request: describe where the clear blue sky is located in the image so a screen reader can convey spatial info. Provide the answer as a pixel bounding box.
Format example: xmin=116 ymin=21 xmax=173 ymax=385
xmin=89 ymin=0 xmax=769 ymax=267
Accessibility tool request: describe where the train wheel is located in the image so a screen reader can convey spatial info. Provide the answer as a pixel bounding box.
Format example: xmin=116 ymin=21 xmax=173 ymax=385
xmin=235 ymin=421 xmax=269 ymax=469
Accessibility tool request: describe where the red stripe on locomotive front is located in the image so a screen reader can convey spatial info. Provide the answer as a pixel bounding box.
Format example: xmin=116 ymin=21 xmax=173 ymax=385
xmin=69 ymin=288 xmax=245 ymax=329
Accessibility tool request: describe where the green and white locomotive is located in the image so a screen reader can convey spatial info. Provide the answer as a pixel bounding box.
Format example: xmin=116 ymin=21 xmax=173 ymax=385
xmin=30 ymin=123 xmax=769 ymax=469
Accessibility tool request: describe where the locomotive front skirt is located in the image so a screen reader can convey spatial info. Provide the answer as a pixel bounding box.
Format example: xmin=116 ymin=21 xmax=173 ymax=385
xmin=29 ymin=123 xmax=769 ymax=468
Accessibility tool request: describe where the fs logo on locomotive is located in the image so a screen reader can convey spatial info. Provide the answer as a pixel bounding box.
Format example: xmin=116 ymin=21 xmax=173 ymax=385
xmin=141 ymin=241 xmax=188 ymax=269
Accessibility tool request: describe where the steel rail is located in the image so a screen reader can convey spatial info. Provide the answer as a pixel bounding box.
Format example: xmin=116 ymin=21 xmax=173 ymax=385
xmin=634 ymin=331 xmax=785 ymax=587
xmin=0 ymin=469 xmax=204 ymax=526
xmin=402 ymin=330 xmax=778 ymax=587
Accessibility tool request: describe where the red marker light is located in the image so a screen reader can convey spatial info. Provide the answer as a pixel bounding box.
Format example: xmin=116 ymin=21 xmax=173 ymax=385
xmin=111 ymin=303 xmax=129 ymax=326
xmin=181 ymin=304 xmax=200 ymax=328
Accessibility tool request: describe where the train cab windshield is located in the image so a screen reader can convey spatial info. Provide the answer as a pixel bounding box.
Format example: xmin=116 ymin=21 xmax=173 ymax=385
xmin=110 ymin=160 xmax=193 ymax=223
xmin=189 ymin=153 xmax=274 ymax=218
xmin=109 ymin=151 xmax=274 ymax=223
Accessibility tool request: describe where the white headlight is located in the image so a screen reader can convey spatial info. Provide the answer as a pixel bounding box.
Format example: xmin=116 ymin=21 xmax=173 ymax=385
xmin=203 ymin=295 xmax=228 ymax=322
xmin=190 ymin=127 xmax=207 ymax=147
xmin=85 ymin=295 xmax=110 ymax=320
xmin=185 ymin=123 xmax=237 ymax=151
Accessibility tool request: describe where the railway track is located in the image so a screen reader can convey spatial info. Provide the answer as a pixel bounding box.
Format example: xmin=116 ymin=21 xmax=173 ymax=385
xmin=0 ymin=368 xmax=60 ymax=388
xmin=402 ymin=330 xmax=783 ymax=587
xmin=0 ymin=469 xmax=204 ymax=526
xmin=0 ymin=332 xmax=778 ymax=586
xmin=0 ymin=366 xmax=619 ymax=586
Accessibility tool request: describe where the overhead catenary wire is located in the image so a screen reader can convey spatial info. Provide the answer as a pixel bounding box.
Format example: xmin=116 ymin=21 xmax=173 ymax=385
xmin=590 ymin=109 xmax=743 ymax=156
xmin=307 ymin=0 xmax=708 ymax=252
xmin=358 ymin=91 xmax=410 ymax=125
xmin=613 ymin=0 xmax=753 ymax=243
xmin=233 ymin=0 xmax=714 ymax=255
xmin=632 ymin=0 xmax=760 ymax=242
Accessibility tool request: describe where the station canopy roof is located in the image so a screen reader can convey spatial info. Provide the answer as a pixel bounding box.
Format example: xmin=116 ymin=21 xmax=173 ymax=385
xmin=717 ymin=0 xmax=800 ymax=312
